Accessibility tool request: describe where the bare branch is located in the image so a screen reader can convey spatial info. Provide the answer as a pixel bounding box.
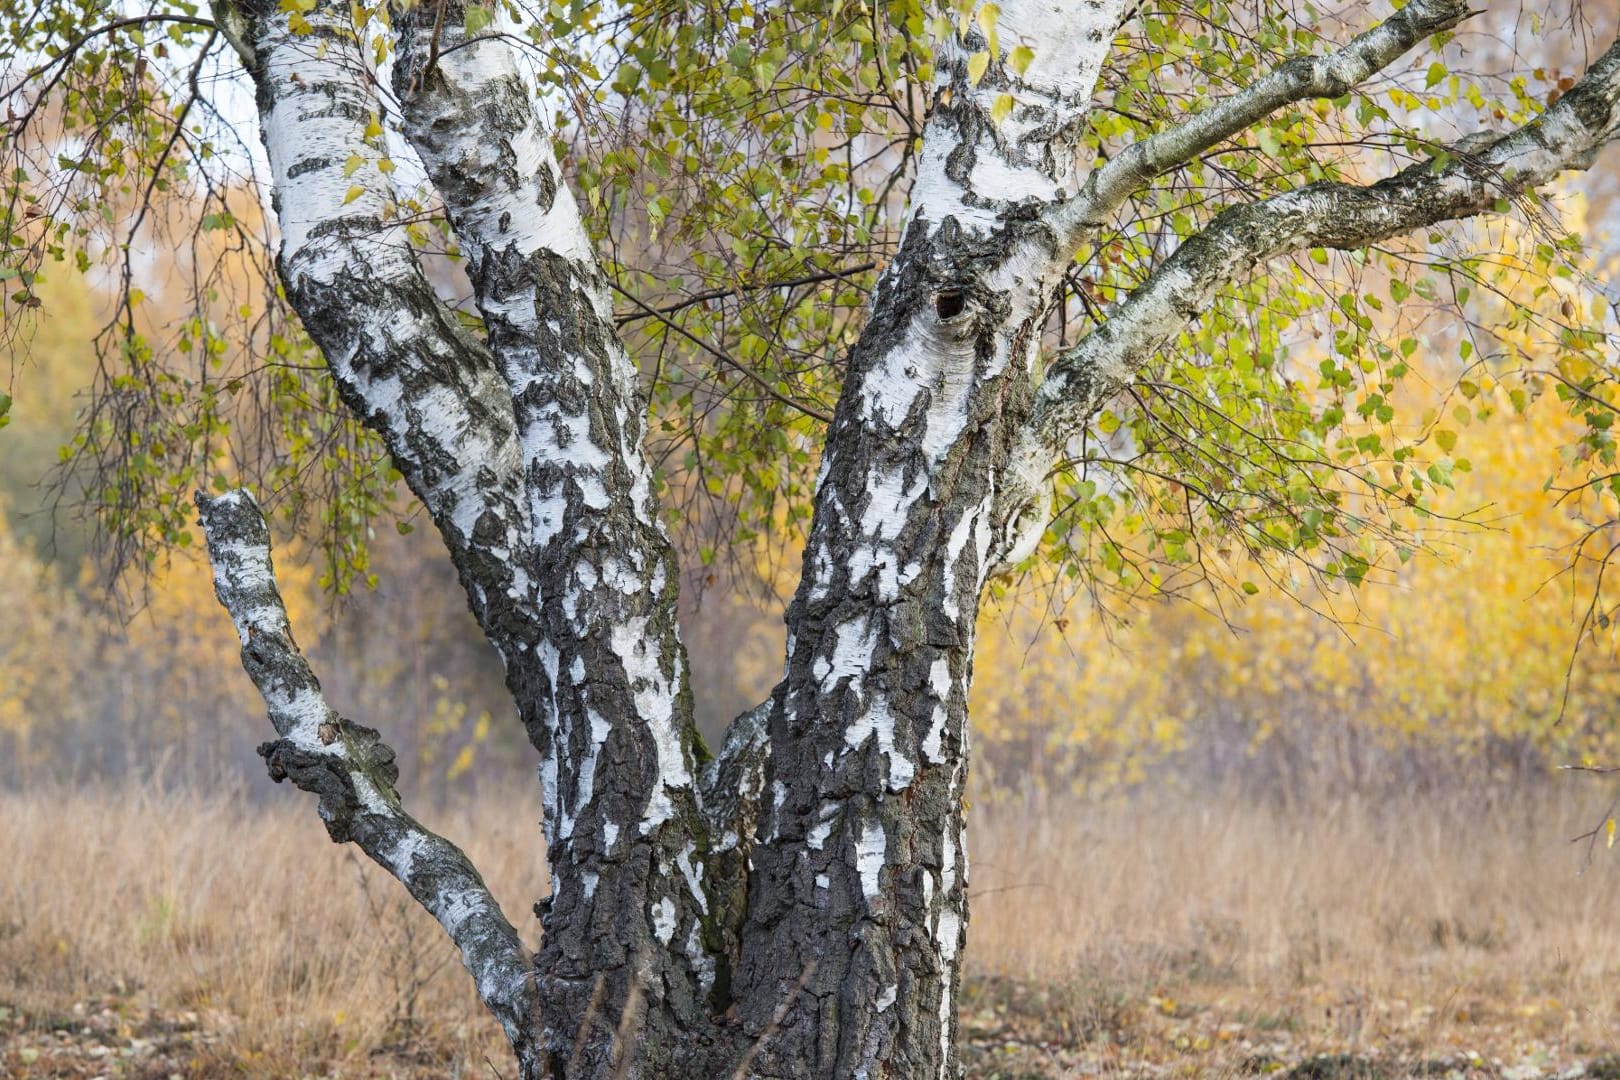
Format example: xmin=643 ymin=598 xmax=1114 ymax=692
xmin=196 ymin=488 xmax=542 ymax=1072
xmin=612 ymin=262 xmax=878 ymax=326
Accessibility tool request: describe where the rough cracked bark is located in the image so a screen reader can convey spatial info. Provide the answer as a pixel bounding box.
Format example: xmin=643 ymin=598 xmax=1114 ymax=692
xmin=731 ymin=4 xmax=1127 ymax=1074
xmin=386 ymin=9 xmax=718 ymax=1074
xmin=195 ymin=0 xmax=1620 ymax=1077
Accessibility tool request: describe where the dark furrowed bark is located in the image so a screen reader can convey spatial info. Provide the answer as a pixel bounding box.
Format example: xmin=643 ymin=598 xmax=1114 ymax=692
xmin=389 ymin=11 xmax=719 ymax=1074
xmin=729 ymin=5 xmax=1126 ymax=1074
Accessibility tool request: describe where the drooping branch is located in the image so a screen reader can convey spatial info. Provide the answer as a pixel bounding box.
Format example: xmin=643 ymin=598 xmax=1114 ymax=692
xmin=1050 ymin=0 xmax=1476 ymax=249
xmin=1000 ymin=31 xmax=1620 ymax=531
xmin=196 ymin=488 xmax=542 ymax=1073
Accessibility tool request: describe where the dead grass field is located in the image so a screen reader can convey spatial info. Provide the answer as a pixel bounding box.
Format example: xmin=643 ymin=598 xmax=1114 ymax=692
xmin=3 ymin=781 xmax=1619 ymax=1078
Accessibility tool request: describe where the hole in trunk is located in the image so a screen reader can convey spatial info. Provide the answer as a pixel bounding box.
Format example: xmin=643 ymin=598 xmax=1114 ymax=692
xmin=935 ymin=289 xmax=966 ymax=321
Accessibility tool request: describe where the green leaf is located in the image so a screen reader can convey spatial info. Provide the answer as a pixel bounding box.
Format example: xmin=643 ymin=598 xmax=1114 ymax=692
xmin=463 ymin=3 xmax=494 ymax=35
xmin=1009 ymin=45 xmax=1034 ymax=76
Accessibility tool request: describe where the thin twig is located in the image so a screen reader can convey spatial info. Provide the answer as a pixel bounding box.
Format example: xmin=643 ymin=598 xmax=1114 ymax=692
xmin=614 ymin=262 xmax=877 ymax=326
xmin=609 ymin=282 xmax=834 ymax=424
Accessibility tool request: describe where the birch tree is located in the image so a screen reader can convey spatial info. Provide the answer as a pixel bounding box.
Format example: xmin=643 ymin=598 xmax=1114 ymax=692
xmin=4 ymin=1 xmax=1619 ymax=1077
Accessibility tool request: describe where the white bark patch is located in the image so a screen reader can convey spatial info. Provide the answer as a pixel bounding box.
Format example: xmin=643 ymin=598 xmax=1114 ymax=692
xmin=856 ymin=819 xmax=886 ymax=901
xmin=412 ymin=38 xmax=597 ymax=267
xmin=994 ymin=0 xmax=1117 ymax=110
xmin=807 ymin=802 xmax=839 ymax=851
xmin=676 ymin=845 xmax=708 ymax=916
xmin=559 ymin=709 xmax=612 ymax=842
xmin=815 ymin=615 xmax=877 ymax=690
xmin=686 ymin=920 xmax=716 ymax=998
xmin=605 ymin=617 xmax=691 ymax=834
xmin=908 ymin=137 xmax=1003 ymax=235
xmin=844 ymin=694 xmax=916 ymax=792
xmin=259 ymin=22 xmax=409 ymax=286
xmin=921 ymin=659 xmax=954 ymax=764
xmin=935 ymin=815 xmax=964 ymax=1078
xmin=859 ymin=464 xmax=931 ymax=540
xmin=942 ymin=495 xmax=993 ymax=622
xmin=651 ymin=897 xmax=677 ymax=945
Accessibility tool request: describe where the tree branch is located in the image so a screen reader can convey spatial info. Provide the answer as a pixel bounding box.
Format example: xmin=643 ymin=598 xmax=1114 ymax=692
xmin=1050 ymin=0 xmax=1477 ymax=250
xmin=196 ymin=488 xmax=542 ymax=1072
xmin=612 ymin=262 xmax=877 ymax=326
xmin=1010 ymin=31 xmax=1620 ymax=514
xmin=0 ymin=14 xmax=217 ymax=111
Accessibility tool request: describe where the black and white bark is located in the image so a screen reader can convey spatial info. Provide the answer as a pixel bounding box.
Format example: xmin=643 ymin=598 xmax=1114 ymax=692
xmin=195 ymin=1 xmax=1620 ymax=1077
xmin=196 ymin=489 xmax=543 ymax=1073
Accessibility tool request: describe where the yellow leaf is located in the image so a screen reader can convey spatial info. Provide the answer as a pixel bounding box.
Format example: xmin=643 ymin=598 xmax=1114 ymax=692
xmin=966 ymin=50 xmax=990 ymax=86
xmin=976 ymin=3 xmax=1000 ymax=38
xmin=342 ymin=153 xmax=364 ymax=177
xmin=363 ymin=113 xmax=384 ymax=141
xmin=342 ymin=185 xmax=365 ymax=205
xmin=447 ymin=744 xmax=476 ymax=781
xmin=991 ymin=93 xmax=1014 ymax=124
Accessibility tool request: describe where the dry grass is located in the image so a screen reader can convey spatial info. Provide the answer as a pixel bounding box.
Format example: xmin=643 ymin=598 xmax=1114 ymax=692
xmin=966 ymin=785 xmax=1620 ymax=1075
xmin=0 ymin=782 xmax=549 ymax=1076
xmin=4 ymin=780 xmax=1620 ymax=1077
